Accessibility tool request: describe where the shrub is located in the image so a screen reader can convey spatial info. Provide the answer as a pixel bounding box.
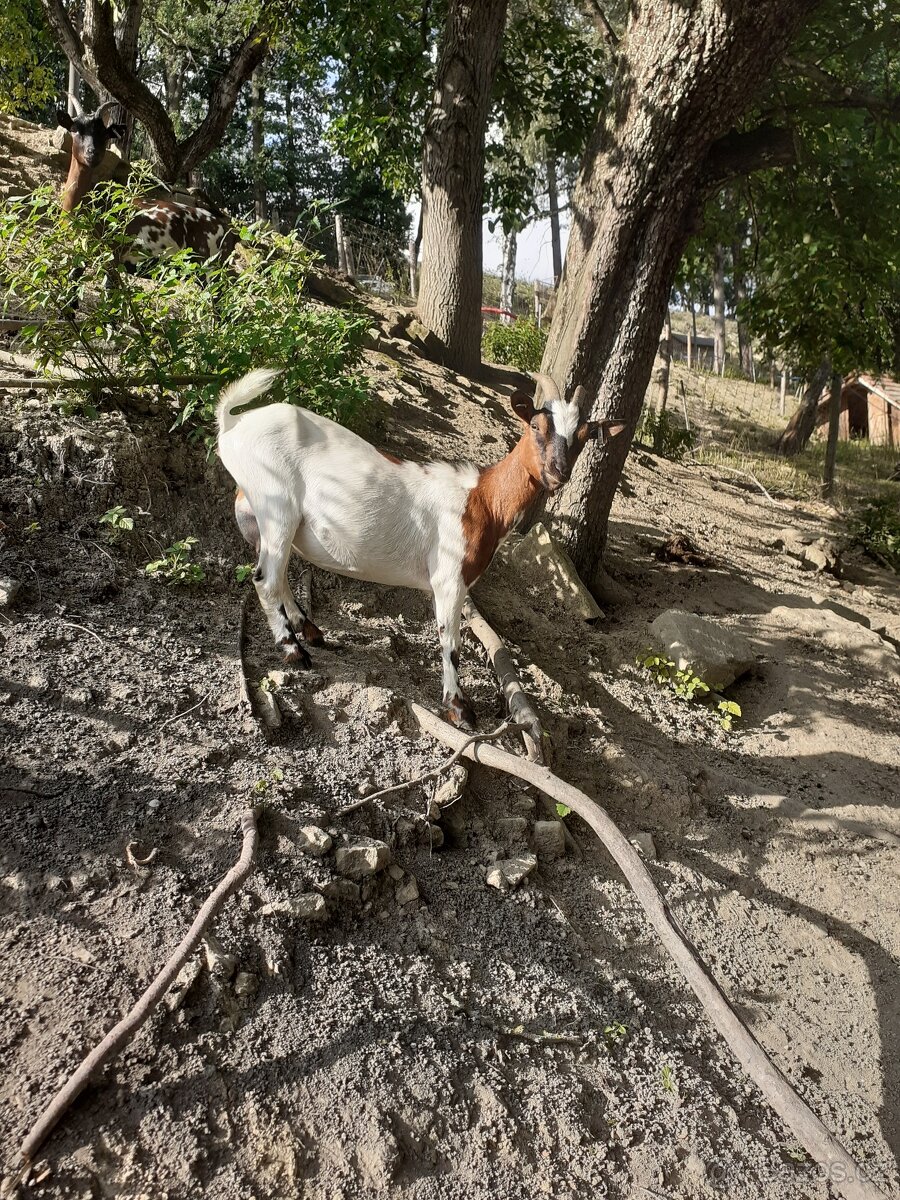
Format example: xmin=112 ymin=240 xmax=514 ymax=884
xmin=0 ymin=176 xmax=370 ymax=436
xmin=854 ymin=497 xmax=900 ymax=572
xmin=482 ymin=318 xmax=546 ymax=373
xmin=636 ymin=408 xmax=695 ymax=460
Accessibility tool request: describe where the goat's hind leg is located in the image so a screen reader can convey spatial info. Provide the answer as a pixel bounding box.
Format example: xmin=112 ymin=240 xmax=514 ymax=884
xmin=433 ymin=581 xmax=476 ymax=730
xmin=253 ymin=520 xmax=312 ymax=669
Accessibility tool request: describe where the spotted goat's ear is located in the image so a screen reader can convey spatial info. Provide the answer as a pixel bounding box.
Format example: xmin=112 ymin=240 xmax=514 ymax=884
xmin=586 ymin=420 xmax=628 ymax=444
xmin=510 ymin=390 xmax=536 ymax=424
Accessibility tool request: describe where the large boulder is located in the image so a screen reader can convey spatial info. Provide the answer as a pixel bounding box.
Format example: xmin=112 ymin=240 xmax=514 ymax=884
xmin=767 ymin=605 xmax=899 ymax=678
xmin=649 ymin=610 xmax=755 ymax=690
xmin=509 ymin=522 xmax=605 ymax=621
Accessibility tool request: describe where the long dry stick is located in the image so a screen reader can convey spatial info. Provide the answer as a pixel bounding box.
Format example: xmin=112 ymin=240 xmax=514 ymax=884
xmin=463 ymin=598 xmax=545 ymax=763
xmin=19 ymin=810 xmax=259 ymax=1165
xmin=410 ymin=703 xmax=887 ymax=1200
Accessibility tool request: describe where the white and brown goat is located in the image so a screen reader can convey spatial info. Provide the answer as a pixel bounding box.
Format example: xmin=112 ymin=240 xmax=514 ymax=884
xmin=57 ymin=95 xmax=237 ymax=265
xmin=217 ymin=370 xmax=625 ymax=726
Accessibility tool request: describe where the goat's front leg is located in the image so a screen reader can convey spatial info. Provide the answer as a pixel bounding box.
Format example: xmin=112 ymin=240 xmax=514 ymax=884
xmin=254 ymin=526 xmax=312 ymax=669
xmin=433 ymin=580 xmax=476 ymax=730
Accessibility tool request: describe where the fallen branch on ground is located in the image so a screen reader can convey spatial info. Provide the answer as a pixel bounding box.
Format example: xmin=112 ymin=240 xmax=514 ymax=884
xmin=19 ymin=809 xmax=259 ymax=1166
xmin=337 ymin=719 xmax=521 ymax=816
xmin=686 ymin=452 xmax=787 ymax=508
xmin=463 ymin=598 xmax=546 ymax=763
xmin=410 ymin=703 xmax=886 ymax=1200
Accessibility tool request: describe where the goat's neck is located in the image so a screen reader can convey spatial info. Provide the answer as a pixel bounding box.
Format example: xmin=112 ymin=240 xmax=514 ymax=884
xmin=61 ymin=157 xmax=94 ymax=213
xmin=476 ymin=435 xmax=543 ymax=534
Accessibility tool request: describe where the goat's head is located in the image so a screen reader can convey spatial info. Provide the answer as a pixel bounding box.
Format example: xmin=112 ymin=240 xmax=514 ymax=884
xmin=56 ymin=96 xmax=126 ymax=170
xmin=510 ymin=373 xmax=626 ymax=494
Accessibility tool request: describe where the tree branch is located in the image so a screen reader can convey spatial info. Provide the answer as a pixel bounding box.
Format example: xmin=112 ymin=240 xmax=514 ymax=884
xmin=783 ymin=55 xmax=900 ymax=120
xmin=579 ymin=0 xmax=619 ymax=46
xmin=701 ymin=123 xmax=796 ymax=192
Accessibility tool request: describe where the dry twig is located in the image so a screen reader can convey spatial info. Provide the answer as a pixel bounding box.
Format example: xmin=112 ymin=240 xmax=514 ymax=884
xmin=19 ymin=810 xmax=259 ymax=1165
xmin=410 ymin=703 xmax=887 ymax=1200
xmin=156 ymin=690 xmax=211 ymax=732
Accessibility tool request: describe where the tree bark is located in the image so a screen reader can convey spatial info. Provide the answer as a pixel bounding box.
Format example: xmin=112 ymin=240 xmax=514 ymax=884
xmin=417 ymin=0 xmax=508 ymax=374
xmin=40 ymin=0 xmax=267 ymax=182
xmin=251 ymin=69 xmax=267 ymax=220
xmin=775 ymin=357 xmax=830 ymax=455
xmin=537 ymin=0 xmax=818 ymax=593
xmin=732 ymin=231 xmax=753 ymax=376
xmin=653 ymin=308 xmax=671 ymax=419
xmin=713 ymin=243 xmax=727 ymax=374
xmin=546 ymin=153 xmax=563 ymax=287
xmin=822 ymin=373 xmax=843 ymax=498
xmin=500 ymin=226 xmax=517 ymax=321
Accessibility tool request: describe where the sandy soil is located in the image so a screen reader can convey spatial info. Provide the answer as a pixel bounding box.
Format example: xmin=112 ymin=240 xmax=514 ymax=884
xmin=1 ymin=310 xmax=899 ymax=1200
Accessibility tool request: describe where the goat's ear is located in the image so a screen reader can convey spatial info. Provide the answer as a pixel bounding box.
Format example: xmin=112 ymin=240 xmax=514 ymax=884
xmin=57 ymin=108 xmax=73 ymax=130
xmin=106 ymin=122 xmax=127 ymax=142
xmin=587 ymin=420 xmax=628 ymax=443
xmin=510 ymin=390 xmax=536 ymax=424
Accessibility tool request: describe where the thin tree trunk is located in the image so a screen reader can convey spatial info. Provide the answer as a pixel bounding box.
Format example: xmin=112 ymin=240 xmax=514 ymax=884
xmin=547 ymin=153 xmax=563 ymax=287
xmin=779 ymin=368 xmax=787 ymax=416
xmin=713 ymin=243 xmax=727 ymax=374
xmin=284 ymin=79 xmax=296 ymax=210
xmin=500 ymin=226 xmax=517 ymax=322
xmin=251 ymin=69 xmax=266 ymax=220
xmin=775 ymin=357 xmax=831 ymax=455
xmin=653 ymin=309 xmax=671 ymax=415
xmin=822 ymin=373 xmax=843 ymax=499
xmin=67 ymin=60 xmax=79 ymax=117
xmin=536 ymin=0 xmax=816 ymax=594
xmin=417 ymin=0 xmax=508 ymax=374
xmin=732 ymin=232 xmax=752 ymax=376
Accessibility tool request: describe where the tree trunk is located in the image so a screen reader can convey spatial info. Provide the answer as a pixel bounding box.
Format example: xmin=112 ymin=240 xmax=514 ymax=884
xmin=500 ymin=226 xmax=517 ymax=321
xmin=821 ymin=373 xmax=843 ymax=499
xmin=713 ymin=243 xmax=727 ymax=374
xmin=284 ymin=78 xmax=296 ymax=210
xmin=538 ymin=0 xmax=817 ymax=593
xmin=653 ymin=309 xmax=672 ymax=415
xmin=547 ymin=153 xmax=563 ymax=287
xmin=251 ymin=69 xmax=266 ymax=220
xmin=775 ymin=357 xmax=831 ymax=455
xmin=417 ymin=0 xmax=508 ymax=374
xmin=732 ymin=233 xmax=753 ymax=376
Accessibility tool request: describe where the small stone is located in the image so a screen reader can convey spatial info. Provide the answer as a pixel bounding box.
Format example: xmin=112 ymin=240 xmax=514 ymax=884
xmin=486 ymin=852 xmax=538 ymax=891
xmin=335 ymin=838 xmax=392 ymax=878
xmin=433 ymin=764 xmax=468 ymax=810
xmin=165 ymin=959 xmax=202 ymax=1011
xmin=203 ymin=935 xmax=237 ymax=979
xmin=0 ymin=576 xmax=21 ymax=608
xmin=260 ymin=893 xmax=327 ymax=921
xmin=648 ymin=609 xmax=755 ymax=690
xmin=497 ymin=816 xmax=528 ymax=841
xmin=428 ymin=823 xmax=445 ymax=849
xmin=233 ymin=971 xmax=258 ymax=998
xmin=296 ymin=825 xmax=332 ymax=857
xmin=323 ymin=879 xmax=361 ymax=903
xmin=630 ymin=831 xmax=657 ymax=860
xmin=396 ymin=876 xmax=420 ymax=905
xmin=802 ymin=537 xmax=841 ymax=575
xmin=387 ymin=863 xmax=404 ymax=881
xmin=533 ymin=820 xmax=566 ymax=861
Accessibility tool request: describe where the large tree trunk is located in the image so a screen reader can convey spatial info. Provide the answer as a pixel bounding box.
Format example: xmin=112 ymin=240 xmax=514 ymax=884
xmin=538 ymin=0 xmax=813 ymax=593
xmin=546 ymin=153 xmax=563 ymax=287
xmin=713 ymin=243 xmax=727 ymax=374
xmin=775 ymin=357 xmax=831 ymax=455
xmin=500 ymin=226 xmax=517 ymax=321
xmin=417 ymin=0 xmax=508 ymax=374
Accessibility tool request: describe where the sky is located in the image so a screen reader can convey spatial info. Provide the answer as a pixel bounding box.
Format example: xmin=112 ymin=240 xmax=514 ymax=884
xmin=408 ymin=202 xmax=570 ymax=286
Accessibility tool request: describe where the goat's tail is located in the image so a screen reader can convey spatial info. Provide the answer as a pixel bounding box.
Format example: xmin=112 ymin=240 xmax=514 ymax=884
xmin=216 ymin=368 xmax=283 ymax=437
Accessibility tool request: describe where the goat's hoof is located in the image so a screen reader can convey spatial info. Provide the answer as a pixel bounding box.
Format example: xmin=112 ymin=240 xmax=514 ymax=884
xmin=301 ymin=619 xmax=326 ymax=647
xmin=443 ymin=695 xmax=477 ymax=732
xmin=281 ymin=642 xmax=313 ymax=669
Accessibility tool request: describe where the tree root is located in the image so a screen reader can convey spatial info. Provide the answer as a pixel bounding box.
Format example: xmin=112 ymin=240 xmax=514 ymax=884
xmin=18 ymin=810 xmax=259 ymax=1167
xmin=409 ymin=703 xmax=887 ymax=1200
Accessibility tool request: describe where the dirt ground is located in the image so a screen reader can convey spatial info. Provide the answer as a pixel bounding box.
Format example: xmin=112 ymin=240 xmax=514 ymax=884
xmin=1 ymin=304 xmax=899 ymax=1200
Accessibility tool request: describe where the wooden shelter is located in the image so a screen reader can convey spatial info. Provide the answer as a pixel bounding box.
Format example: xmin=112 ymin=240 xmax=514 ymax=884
xmin=813 ymin=373 xmax=900 ymax=447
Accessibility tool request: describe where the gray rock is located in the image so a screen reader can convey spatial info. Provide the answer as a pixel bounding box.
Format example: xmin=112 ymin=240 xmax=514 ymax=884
xmin=801 ymin=537 xmax=841 ymax=575
xmin=486 ymin=851 xmax=538 ymax=891
xmin=428 ymin=823 xmax=445 ymax=849
xmin=509 ymin=522 xmax=604 ymax=621
xmin=0 ymin=576 xmax=21 ymax=608
xmin=630 ymin=831 xmax=658 ymax=860
xmin=533 ymin=820 xmax=566 ymax=861
xmin=768 ymin=605 xmax=899 ymax=678
xmin=260 ymin=893 xmax=327 ymax=921
xmin=433 ymin=764 xmax=468 ymax=810
xmin=497 ymin=815 xmax=529 ymax=842
xmin=396 ymin=876 xmax=420 ymax=905
xmin=323 ymin=879 xmax=361 ymax=903
xmin=234 ymin=971 xmax=259 ymax=997
xmin=165 ymin=958 xmax=202 ymax=1011
xmin=335 ymin=838 xmax=392 ymax=878
xmin=649 ymin=609 xmax=755 ymax=690
xmin=296 ymin=825 xmax=332 ymax=857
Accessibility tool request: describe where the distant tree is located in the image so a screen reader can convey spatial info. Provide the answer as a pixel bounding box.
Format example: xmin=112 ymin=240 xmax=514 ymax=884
xmin=0 ymin=0 xmax=57 ymax=115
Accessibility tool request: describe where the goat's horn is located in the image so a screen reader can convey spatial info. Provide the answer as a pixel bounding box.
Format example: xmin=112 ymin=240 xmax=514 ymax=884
xmin=531 ymin=371 xmax=561 ymax=406
xmin=571 ymin=384 xmax=589 ymax=411
xmin=66 ymin=92 xmax=84 ymax=117
xmin=96 ymin=99 xmax=121 ymax=125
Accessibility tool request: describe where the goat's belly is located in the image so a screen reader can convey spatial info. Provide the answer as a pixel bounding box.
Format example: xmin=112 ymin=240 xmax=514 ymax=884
xmin=291 ymin=523 xmax=430 ymax=591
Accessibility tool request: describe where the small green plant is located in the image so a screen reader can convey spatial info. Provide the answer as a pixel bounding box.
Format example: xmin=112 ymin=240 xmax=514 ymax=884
xmin=603 ymin=1021 xmax=628 ymax=1045
xmin=144 ymin=537 xmax=205 ymax=586
xmin=482 ymin=318 xmax=547 ymax=373
xmin=659 ymin=1063 xmax=677 ymax=1095
xmin=636 ymin=408 xmax=695 ymax=460
xmin=638 ymin=651 xmax=742 ymax=732
xmin=555 ymin=802 xmax=572 ymax=818
xmin=99 ymin=505 xmax=134 ymax=533
xmin=854 ymin=497 xmax=900 ymax=572
xmin=235 ymin=563 xmax=255 ymax=583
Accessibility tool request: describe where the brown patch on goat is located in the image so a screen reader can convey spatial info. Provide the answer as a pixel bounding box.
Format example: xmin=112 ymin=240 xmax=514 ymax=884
xmin=461 ymin=437 xmax=543 ymax=586
xmin=377 ymin=449 xmax=403 ymax=465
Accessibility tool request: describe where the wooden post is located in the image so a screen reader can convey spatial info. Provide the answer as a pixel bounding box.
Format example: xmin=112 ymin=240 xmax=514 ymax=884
xmin=67 ymin=61 xmax=79 ymax=116
xmin=822 ymin=373 xmax=843 ymax=501
xmin=534 ymin=282 xmax=542 ymax=329
xmin=343 ymin=232 xmax=356 ymax=280
xmin=686 ymin=327 xmax=692 ymax=370
xmin=408 ymin=238 xmax=418 ymax=301
xmin=334 ymin=214 xmax=348 ymax=275
xmin=779 ymin=369 xmax=787 ymax=417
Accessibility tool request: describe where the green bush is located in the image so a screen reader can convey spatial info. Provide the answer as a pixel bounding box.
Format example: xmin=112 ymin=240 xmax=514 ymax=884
xmin=636 ymin=407 xmax=696 ymax=460
xmin=854 ymin=497 xmax=900 ymax=572
xmin=0 ymin=176 xmax=370 ymax=435
xmin=482 ymin=318 xmax=546 ymax=373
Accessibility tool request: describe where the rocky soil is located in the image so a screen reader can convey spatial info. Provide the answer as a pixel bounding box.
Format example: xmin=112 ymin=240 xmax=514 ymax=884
xmin=1 ymin=304 xmax=899 ymax=1200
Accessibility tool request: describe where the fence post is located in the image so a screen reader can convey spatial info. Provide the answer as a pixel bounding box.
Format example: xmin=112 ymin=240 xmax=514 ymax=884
xmin=686 ymin=327 xmax=692 ymax=370
xmin=779 ymin=369 xmax=787 ymax=417
xmin=334 ymin=214 xmax=348 ymax=275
